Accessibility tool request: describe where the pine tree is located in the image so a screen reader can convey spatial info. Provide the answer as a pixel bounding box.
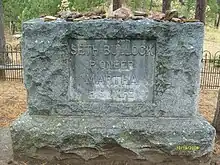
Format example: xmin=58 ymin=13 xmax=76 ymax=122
xmin=195 ymin=0 xmax=207 ymax=23
xmin=113 ymin=0 xmax=122 ymax=11
xmin=162 ymin=0 xmax=171 ymax=13
xmin=0 ymin=0 xmax=6 ymax=79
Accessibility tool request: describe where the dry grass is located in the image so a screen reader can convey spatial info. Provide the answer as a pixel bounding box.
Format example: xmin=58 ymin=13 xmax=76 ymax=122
xmin=204 ymin=27 xmax=220 ymax=59
xmin=199 ymin=89 xmax=218 ymax=123
xmin=198 ymin=89 xmax=220 ymax=156
xmin=0 ymin=80 xmax=26 ymax=127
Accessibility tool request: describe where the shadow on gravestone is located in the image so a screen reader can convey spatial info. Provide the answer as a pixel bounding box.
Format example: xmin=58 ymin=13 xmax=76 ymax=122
xmin=10 ymin=18 xmax=215 ymax=165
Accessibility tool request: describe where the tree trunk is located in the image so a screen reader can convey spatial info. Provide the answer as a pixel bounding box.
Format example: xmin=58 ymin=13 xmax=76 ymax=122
xmin=0 ymin=0 xmax=5 ymax=80
xmin=150 ymin=0 xmax=153 ymax=11
xmin=195 ymin=0 xmax=207 ymax=23
xmin=162 ymin=0 xmax=172 ymax=13
xmin=113 ymin=0 xmax=122 ymax=11
xmin=216 ymin=1 xmax=220 ymax=29
xmin=142 ymin=0 xmax=147 ymax=12
xmin=215 ymin=12 xmax=220 ymax=29
xmin=179 ymin=0 xmax=185 ymax=5
xmin=213 ymin=89 xmax=220 ymax=132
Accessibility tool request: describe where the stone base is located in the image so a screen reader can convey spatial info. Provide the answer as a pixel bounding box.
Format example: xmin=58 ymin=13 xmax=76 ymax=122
xmin=10 ymin=112 xmax=216 ymax=165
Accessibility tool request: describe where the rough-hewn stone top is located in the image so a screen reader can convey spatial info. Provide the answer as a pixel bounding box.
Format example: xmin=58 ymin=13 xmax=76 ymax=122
xmin=22 ymin=19 xmax=204 ymax=117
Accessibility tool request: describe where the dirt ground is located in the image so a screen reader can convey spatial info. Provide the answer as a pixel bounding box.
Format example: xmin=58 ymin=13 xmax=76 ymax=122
xmin=0 ymin=80 xmax=26 ymax=127
xmin=199 ymin=90 xmax=218 ymax=123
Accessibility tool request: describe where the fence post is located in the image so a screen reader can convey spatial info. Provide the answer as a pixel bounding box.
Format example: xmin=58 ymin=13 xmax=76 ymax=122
xmin=0 ymin=56 xmax=5 ymax=80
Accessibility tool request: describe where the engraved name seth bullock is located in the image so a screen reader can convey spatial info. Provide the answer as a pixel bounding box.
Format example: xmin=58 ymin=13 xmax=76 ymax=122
xmin=70 ymin=41 xmax=155 ymax=56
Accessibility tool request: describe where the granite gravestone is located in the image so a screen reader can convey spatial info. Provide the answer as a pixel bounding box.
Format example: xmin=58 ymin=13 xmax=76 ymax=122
xmin=11 ymin=19 xmax=215 ymax=165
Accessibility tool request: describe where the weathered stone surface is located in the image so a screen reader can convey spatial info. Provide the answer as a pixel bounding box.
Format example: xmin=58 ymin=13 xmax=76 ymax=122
xmin=11 ymin=113 xmax=215 ymax=164
xmin=0 ymin=128 xmax=13 ymax=165
xmin=22 ymin=19 xmax=203 ymax=117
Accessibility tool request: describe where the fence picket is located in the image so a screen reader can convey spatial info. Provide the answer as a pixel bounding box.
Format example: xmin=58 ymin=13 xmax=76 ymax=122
xmin=0 ymin=43 xmax=23 ymax=81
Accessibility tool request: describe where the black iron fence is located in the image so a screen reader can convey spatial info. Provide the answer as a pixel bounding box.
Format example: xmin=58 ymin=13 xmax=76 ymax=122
xmin=0 ymin=43 xmax=23 ymax=81
xmin=200 ymin=50 xmax=220 ymax=89
xmin=0 ymin=44 xmax=220 ymax=89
